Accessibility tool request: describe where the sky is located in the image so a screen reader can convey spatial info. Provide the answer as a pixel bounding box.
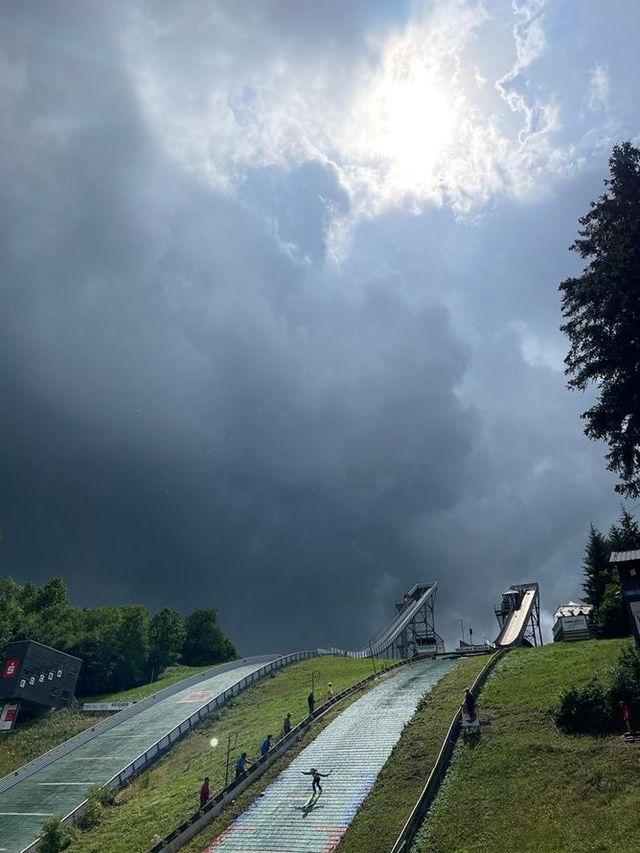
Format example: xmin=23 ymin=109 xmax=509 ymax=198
xmin=1 ymin=0 xmax=639 ymax=654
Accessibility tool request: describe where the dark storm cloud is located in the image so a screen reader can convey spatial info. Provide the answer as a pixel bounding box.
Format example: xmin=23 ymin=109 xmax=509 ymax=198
xmin=0 ymin=1 xmax=630 ymax=653
xmin=0 ymin=1 xmax=479 ymax=652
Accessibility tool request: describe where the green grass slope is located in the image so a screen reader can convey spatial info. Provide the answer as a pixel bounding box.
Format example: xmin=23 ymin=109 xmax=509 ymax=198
xmin=337 ymin=655 xmax=489 ymax=853
xmin=0 ymin=664 xmax=213 ymax=779
xmin=413 ymin=639 xmax=640 ymax=853
xmin=70 ymin=655 xmax=388 ymax=853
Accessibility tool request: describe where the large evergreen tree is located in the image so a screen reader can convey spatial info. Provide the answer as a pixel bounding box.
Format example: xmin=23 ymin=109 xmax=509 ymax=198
xmin=582 ymin=524 xmax=611 ymax=606
xmin=607 ymin=506 xmax=640 ymax=552
xmin=560 ymin=142 xmax=640 ymax=497
xmin=582 ymin=508 xmax=640 ymax=638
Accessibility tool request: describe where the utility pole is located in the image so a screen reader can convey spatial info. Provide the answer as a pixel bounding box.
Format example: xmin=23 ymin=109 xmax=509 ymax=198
xmin=224 ymin=731 xmax=239 ymax=788
xmin=310 ymin=669 xmax=321 ymax=696
xmin=368 ymin=641 xmax=377 ymax=676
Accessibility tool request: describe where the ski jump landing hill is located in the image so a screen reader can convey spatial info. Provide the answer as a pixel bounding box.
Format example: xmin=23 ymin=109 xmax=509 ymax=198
xmin=0 ymin=579 xmax=538 ymax=853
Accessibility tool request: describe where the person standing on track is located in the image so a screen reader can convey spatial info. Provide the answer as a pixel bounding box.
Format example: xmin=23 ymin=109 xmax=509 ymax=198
xmin=302 ymin=767 xmax=332 ymax=794
xmin=463 ymin=688 xmax=476 ymax=717
xmin=199 ymin=777 xmax=210 ymax=808
xmin=235 ymin=752 xmax=251 ymax=778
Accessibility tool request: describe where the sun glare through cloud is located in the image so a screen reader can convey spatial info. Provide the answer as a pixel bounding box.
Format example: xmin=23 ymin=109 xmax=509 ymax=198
xmin=124 ymin=0 xmax=614 ymax=252
xmin=367 ymin=59 xmax=457 ymax=197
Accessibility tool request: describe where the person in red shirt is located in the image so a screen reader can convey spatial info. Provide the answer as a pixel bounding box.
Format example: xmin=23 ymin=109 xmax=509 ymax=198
xmin=200 ymin=776 xmax=210 ymax=808
xmin=619 ymin=700 xmax=632 ymax=734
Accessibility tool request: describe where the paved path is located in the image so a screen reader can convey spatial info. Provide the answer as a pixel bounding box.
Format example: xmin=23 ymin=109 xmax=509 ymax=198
xmin=0 ymin=659 xmax=277 ymax=853
xmin=207 ymin=658 xmax=458 ymax=853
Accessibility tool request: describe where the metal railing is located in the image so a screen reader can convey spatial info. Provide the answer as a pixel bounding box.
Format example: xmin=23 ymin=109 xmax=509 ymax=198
xmin=389 ymin=648 xmax=509 ymax=853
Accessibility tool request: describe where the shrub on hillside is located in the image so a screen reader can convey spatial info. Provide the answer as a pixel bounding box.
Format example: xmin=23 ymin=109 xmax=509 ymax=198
xmin=40 ymin=816 xmax=74 ymax=853
xmin=75 ymin=793 xmax=103 ymax=830
xmin=555 ymin=645 xmax=640 ymax=734
xmin=92 ymin=783 xmax=117 ymax=807
xmin=554 ymin=677 xmax=613 ymax=734
xmin=610 ymin=645 xmax=640 ymax=717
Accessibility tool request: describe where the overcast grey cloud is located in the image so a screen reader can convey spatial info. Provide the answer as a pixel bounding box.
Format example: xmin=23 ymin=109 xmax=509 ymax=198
xmin=1 ymin=1 xmax=638 ymax=652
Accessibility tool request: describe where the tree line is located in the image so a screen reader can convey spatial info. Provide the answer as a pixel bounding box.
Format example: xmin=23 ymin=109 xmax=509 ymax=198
xmin=582 ymin=507 xmax=640 ymax=637
xmin=0 ymin=576 xmax=236 ymax=695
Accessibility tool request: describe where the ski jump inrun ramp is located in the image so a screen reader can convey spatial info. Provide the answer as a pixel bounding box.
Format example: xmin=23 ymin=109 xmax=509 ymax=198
xmin=495 ymin=584 xmax=541 ymax=647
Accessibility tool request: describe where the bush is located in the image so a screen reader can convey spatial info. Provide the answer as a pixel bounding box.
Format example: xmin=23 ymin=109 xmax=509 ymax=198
xmin=93 ymin=783 xmax=117 ymax=807
xmin=76 ymin=794 xmax=103 ymax=830
xmin=75 ymin=784 xmax=118 ymax=830
xmin=554 ymin=677 xmax=613 ymax=734
xmin=40 ymin=816 xmax=74 ymax=853
xmin=610 ymin=645 xmax=640 ymax=718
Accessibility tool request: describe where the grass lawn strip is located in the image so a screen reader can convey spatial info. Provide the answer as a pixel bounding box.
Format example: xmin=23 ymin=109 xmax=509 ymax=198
xmin=0 ymin=665 xmax=213 ymax=780
xmin=70 ymin=656 xmax=389 ymax=853
xmin=336 ymin=655 xmax=488 ymax=853
xmin=413 ymin=639 xmax=639 ymax=853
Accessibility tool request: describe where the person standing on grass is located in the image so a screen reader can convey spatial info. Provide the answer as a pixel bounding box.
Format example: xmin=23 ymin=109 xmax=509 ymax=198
xmin=327 ymin=682 xmax=334 ymax=699
xmin=283 ymin=712 xmax=292 ymax=735
xmin=619 ymin=699 xmax=632 ymax=734
xmin=302 ymin=767 xmax=332 ymax=795
xmin=199 ymin=777 xmax=210 ymax=808
xmin=307 ymin=691 xmax=315 ymax=715
xmin=261 ymin=734 xmax=272 ymax=755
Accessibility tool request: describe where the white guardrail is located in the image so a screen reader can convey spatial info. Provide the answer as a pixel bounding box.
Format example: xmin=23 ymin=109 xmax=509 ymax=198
xmin=0 ymin=653 xmax=310 ymax=798
xmin=19 ymin=651 xmax=316 ymax=853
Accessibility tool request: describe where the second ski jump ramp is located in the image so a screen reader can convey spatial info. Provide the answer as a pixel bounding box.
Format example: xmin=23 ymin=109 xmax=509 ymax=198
xmin=496 ymin=587 xmax=538 ymax=646
xmin=207 ymin=658 xmax=459 ymax=853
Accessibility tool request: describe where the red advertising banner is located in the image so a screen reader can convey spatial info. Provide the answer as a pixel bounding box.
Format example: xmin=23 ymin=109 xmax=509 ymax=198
xmin=0 ymin=702 xmax=21 ymax=732
xmin=2 ymin=659 xmax=20 ymax=678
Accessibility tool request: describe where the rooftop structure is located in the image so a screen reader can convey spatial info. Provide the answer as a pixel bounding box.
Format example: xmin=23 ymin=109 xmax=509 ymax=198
xmin=552 ymin=602 xmax=598 ymax=643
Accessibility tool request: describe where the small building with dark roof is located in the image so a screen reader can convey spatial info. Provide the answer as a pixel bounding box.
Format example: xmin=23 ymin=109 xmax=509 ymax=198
xmin=0 ymin=640 xmax=82 ymax=710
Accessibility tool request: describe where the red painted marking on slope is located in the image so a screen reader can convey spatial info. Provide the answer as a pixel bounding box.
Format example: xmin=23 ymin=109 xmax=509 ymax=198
xmin=314 ymin=825 xmax=348 ymax=851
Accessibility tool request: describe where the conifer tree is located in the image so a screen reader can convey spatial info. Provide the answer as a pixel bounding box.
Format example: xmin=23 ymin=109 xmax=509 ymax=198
xmin=560 ymin=142 xmax=640 ymax=497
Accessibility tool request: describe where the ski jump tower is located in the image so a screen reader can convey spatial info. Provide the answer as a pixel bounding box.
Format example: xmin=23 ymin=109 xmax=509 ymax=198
xmin=393 ymin=583 xmax=445 ymax=658
xmin=494 ymin=582 xmax=543 ymax=647
xmin=334 ymin=581 xmax=445 ymax=659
